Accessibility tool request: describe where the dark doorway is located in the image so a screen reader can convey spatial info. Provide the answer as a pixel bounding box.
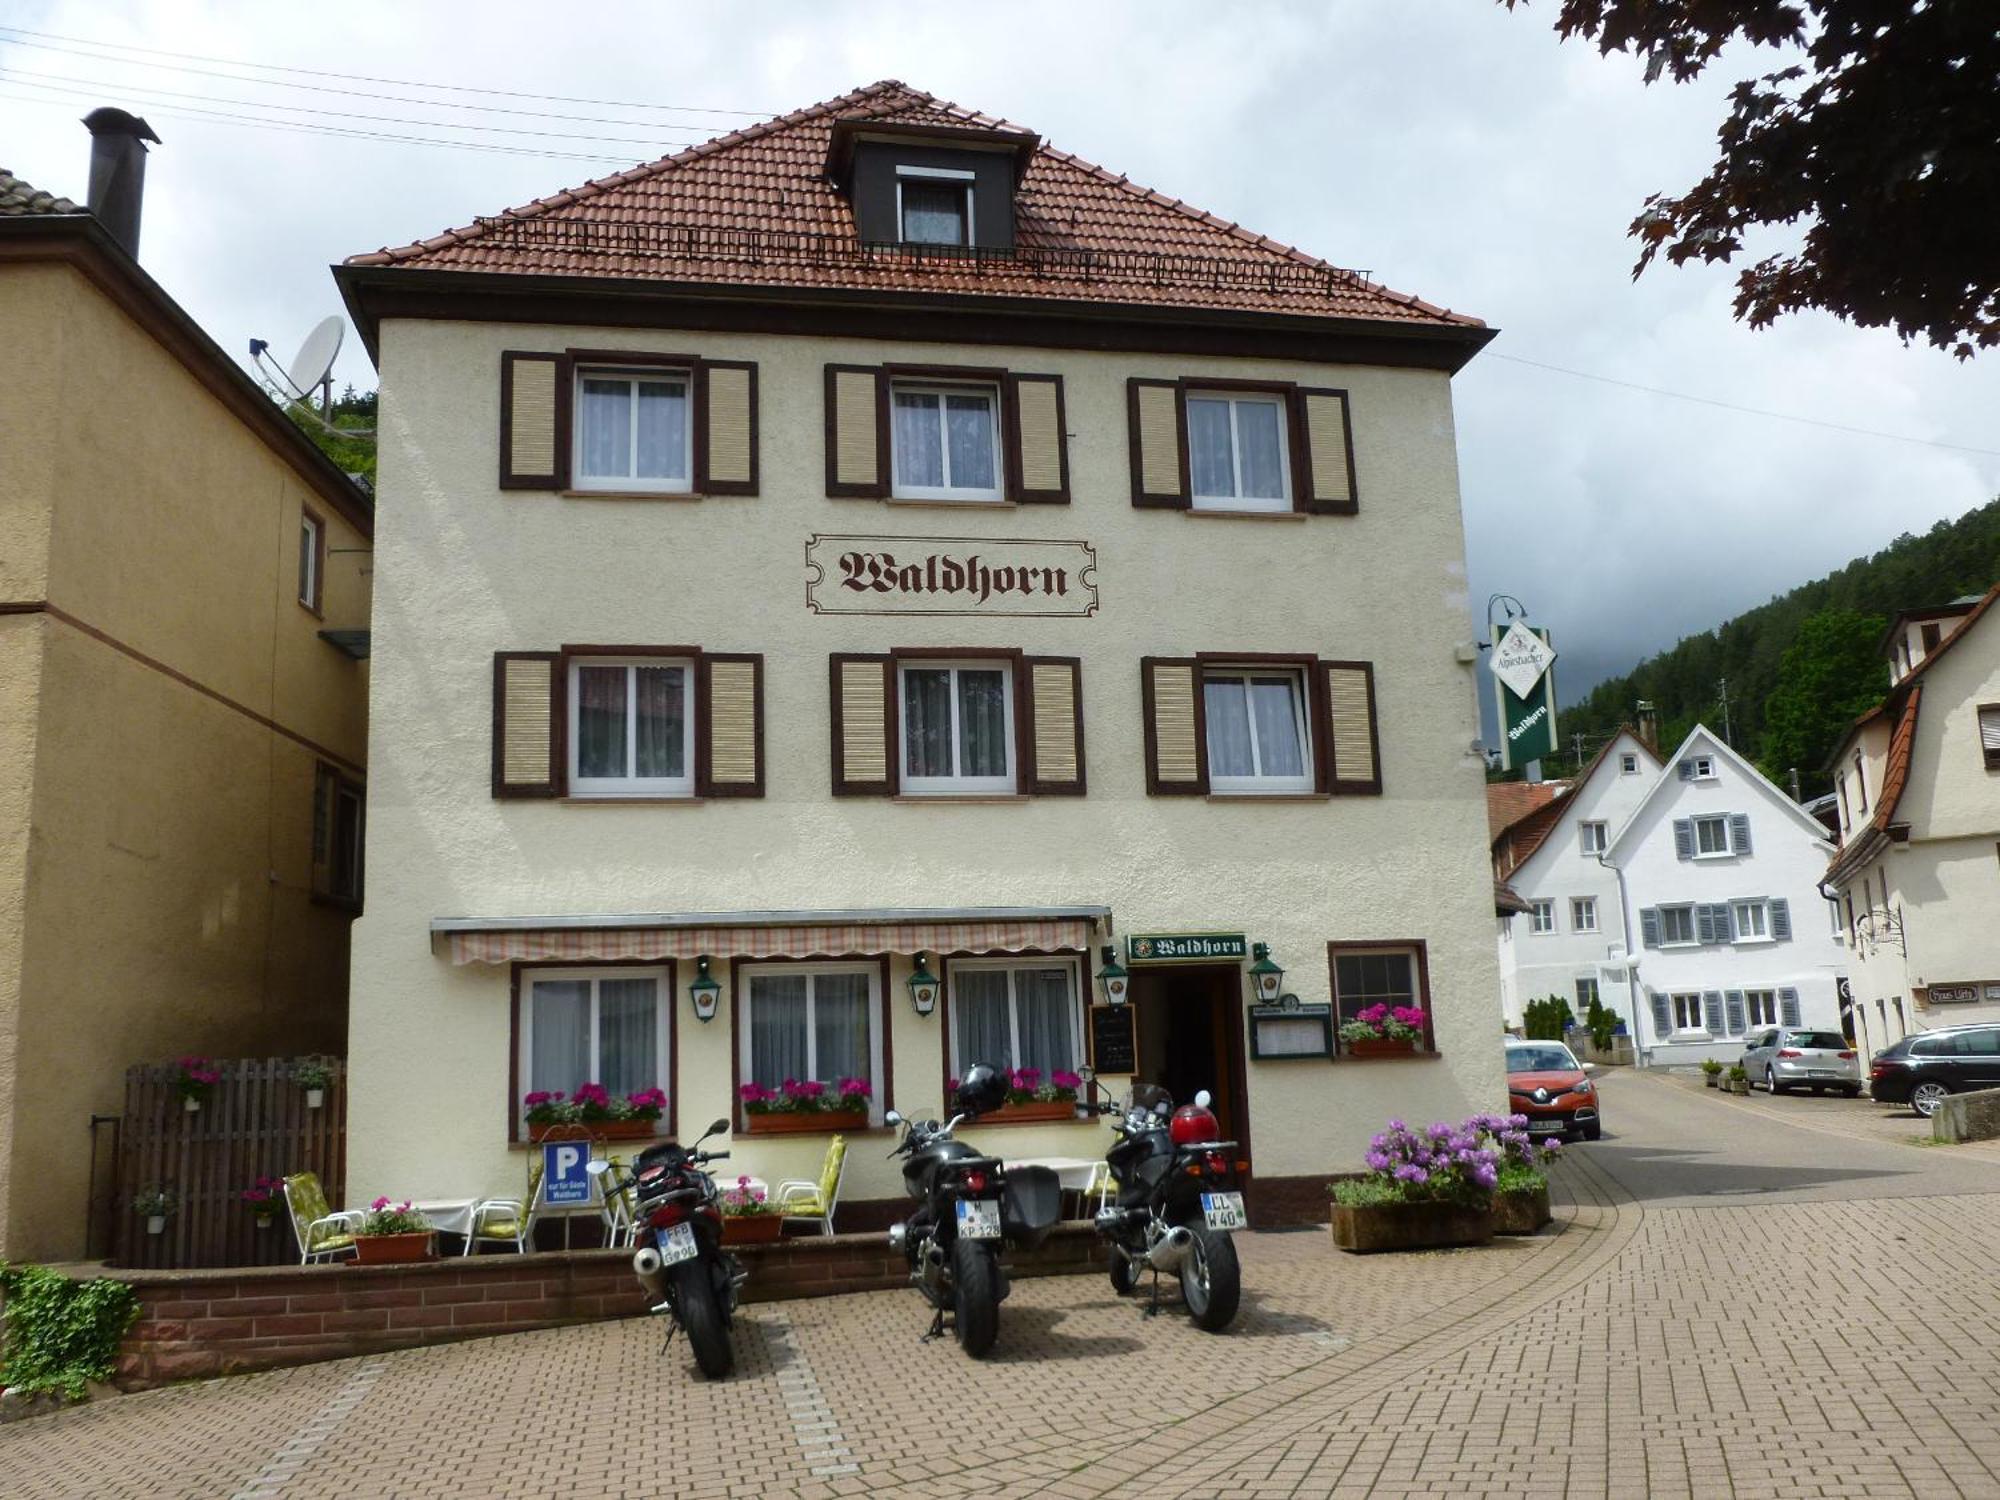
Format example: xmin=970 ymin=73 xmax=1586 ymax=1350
xmin=1130 ymin=964 xmax=1251 ymax=1174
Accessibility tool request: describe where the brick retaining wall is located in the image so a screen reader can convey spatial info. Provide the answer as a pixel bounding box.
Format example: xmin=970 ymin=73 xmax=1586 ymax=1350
xmin=111 ymin=1223 xmax=1106 ymax=1390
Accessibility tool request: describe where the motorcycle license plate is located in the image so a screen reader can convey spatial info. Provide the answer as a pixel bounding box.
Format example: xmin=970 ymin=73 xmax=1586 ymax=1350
xmin=657 ymin=1222 xmax=699 ymax=1266
xmin=1201 ymin=1192 xmax=1246 ymax=1231
xmin=956 ymin=1199 xmax=1001 ymax=1240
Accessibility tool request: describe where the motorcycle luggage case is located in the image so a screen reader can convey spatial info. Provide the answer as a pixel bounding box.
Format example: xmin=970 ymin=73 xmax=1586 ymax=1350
xmin=1001 ymin=1165 xmax=1062 ymax=1250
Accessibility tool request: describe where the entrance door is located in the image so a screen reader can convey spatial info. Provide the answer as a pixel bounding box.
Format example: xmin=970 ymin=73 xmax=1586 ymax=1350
xmin=1130 ymin=964 xmax=1251 ymax=1174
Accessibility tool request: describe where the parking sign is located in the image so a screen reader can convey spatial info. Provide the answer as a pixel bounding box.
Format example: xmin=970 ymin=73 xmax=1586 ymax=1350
xmin=542 ymin=1141 xmax=594 ymax=1206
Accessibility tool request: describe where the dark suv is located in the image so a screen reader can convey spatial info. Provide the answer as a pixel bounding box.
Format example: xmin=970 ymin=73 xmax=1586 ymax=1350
xmin=1869 ymin=1025 xmax=2000 ymax=1117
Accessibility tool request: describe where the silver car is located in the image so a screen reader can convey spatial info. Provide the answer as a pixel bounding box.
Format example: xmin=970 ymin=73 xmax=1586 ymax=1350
xmin=1741 ymin=1027 xmax=1860 ymax=1096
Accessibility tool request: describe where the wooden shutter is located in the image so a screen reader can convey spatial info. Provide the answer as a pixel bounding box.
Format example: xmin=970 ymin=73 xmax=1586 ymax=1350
xmin=1322 ymin=661 xmax=1382 ymax=795
xmin=1649 ymin=991 xmax=1671 ymax=1036
xmin=695 ymin=361 xmax=758 ymax=495
xmin=1980 ymin=706 xmax=2000 ymax=767
xmin=1639 ymin=908 xmax=1661 ymax=948
xmin=309 ymin=763 xmax=337 ymax=897
xmin=499 ymin=352 xmax=568 ymax=489
xmin=1672 ymin=818 xmax=1695 ymax=860
xmin=1021 ymin=657 xmax=1086 ymax=795
xmin=1127 ymin=379 xmax=1189 ymax=508
xmin=1769 ymin=898 xmax=1792 ymax=940
xmin=1291 ymin=387 xmax=1358 ymax=514
xmin=1779 ymin=987 xmax=1802 ymax=1027
xmin=1725 ymin=989 xmax=1747 ymax=1035
xmin=1702 ymin=991 xmax=1725 ymax=1034
xmin=1003 ymin=374 xmax=1069 ymax=504
xmin=824 ymin=365 xmax=888 ymax=498
xmin=493 ymin=651 xmax=563 ymax=797
xmin=697 ymin=653 xmax=764 ymax=797
xmin=1730 ymin=812 xmax=1752 ymax=854
xmin=1695 ymin=905 xmax=1716 ymax=945
xmin=830 ymin=654 xmax=896 ymax=795
xmin=1677 ymin=758 xmax=1697 ymax=781
xmin=1141 ymin=657 xmax=1206 ymax=794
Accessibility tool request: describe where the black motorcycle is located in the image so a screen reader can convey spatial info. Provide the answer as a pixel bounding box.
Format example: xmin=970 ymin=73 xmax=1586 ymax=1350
xmin=885 ymin=1064 xmax=1062 ymax=1357
xmin=590 ymin=1117 xmax=743 ymax=1378
xmin=1086 ymin=1076 xmax=1243 ymax=1331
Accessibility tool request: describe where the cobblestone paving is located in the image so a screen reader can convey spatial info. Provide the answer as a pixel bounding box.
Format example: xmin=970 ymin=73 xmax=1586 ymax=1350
xmin=8 ymin=1073 xmax=2000 ymax=1499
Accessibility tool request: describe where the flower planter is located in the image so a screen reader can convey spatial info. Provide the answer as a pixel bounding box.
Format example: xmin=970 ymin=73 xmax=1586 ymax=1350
xmin=1728 ymin=1077 xmax=1751 ymax=1095
xmin=352 ymin=1231 xmax=436 ymax=1265
xmin=1329 ymin=1200 xmax=1493 ymax=1253
xmin=182 ymin=1096 xmax=201 ymax=1114
xmin=721 ymin=1214 xmax=785 ymax=1245
xmin=986 ymin=1099 xmax=1079 ymax=1124
xmin=1345 ymin=1037 xmax=1418 ymax=1059
xmin=1491 ymin=1182 xmax=1552 ymax=1235
xmin=743 ymin=1109 xmax=869 ymax=1136
xmin=253 ymin=1214 xmax=273 ymax=1231
xmin=304 ymin=1088 xmax=325 ymax=1110
xmin=594 ymin=1118 xmax=662 ymax=1141
xmin=1704 ymin=1074 xmax=1720 ymax=1088
xmin=144 ymin=1215 xmax=166 ymax=1236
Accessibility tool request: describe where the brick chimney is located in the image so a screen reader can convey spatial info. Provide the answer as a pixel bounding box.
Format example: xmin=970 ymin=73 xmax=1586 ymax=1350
xmin=1635 ymin=700 xmax=1659 ymax=754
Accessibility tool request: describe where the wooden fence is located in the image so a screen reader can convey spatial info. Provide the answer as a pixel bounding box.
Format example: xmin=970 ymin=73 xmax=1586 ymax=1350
xmin=115 ymin=1057 xmax=346 ymax=1270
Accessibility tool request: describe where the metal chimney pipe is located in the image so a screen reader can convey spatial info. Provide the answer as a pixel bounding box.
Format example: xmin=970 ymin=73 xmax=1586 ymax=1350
xmin=82 ymin=107 xmax=161 ymax=258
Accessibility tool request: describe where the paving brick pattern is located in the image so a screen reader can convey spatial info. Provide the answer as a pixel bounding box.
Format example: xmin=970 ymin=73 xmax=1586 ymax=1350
xmin=9 ymin=1075 xmax=2000 ymax=1498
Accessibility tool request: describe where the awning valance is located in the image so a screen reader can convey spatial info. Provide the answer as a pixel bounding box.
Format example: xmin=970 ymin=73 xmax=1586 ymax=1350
xmin=437 ymin=910 xmax=1106 ymax=966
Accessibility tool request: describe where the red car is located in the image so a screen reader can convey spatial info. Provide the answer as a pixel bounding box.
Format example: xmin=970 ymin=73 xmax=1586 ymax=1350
xmin=1505 ymin=1040 xmax=1601 ymax=1141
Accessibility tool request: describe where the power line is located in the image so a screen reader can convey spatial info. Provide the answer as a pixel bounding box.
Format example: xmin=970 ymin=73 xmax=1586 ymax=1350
xmin=0 ymin=24 xmax=774 ymax=118
xmin=0 ymin=65 xmax=716 ymax=148
xmin=1487 ymin=351 xmax=2000 ymax=460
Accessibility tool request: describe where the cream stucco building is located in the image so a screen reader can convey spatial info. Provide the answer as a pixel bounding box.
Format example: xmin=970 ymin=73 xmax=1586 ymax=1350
xmin=335 ymin=80 xmax=1504 ymax=1227
xmin=0 ymin=143 xmax=370 ymax=1260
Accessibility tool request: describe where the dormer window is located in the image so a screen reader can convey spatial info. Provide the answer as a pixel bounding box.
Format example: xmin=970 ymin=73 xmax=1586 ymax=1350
xmin=897 ymin=167 xmax=974 ymax=246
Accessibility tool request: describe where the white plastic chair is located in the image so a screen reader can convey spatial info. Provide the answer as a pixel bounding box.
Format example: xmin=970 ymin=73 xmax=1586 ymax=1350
xmin=282 ymin=1173 xmax=364 ymax=1265
xmin=464 ymin=1158 xmax=542 ymax=1256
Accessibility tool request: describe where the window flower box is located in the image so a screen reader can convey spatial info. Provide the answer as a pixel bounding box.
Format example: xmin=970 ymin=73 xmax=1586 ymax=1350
xmin=352 ymin=1231 xmax=437 ymax=1265
xmin=523 ymin=1085 xmax=666 ymax=1141
xmin=1337 ymin=1005 xmax=1429 ymax=1058
xmin=1329 ymin=1200 xmax=1493 ymax=1253
xmin=1346 ymin=1037 xmax=1419 ymax=1059
xmin=743 ymin=1108 xmax=869 ymax=1136
xmin=983 ymin=1099 xmax=1078 ymax=1124
xmin=721 ymin=1214 xmax=784 ymax=1245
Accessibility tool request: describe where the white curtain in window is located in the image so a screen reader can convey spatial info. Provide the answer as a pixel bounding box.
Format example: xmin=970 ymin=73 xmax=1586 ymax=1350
xmin=530 ymin=980 xmax=591 ymax=1093
xmin=957 ymin=669 xmax=1008 ymax=777
xmin=944 ymin=395 xmax=994 ymax=488
xmin=577 ymin=666 xmax=626 ymax=778
xmin=813 ymin=973 xmax=871 ymax=1084
xmin=1234 ymin=400 xmax=1286 ymax=499
xmin=1188 ymin=397 xmax=1233 ymax=496
xmin=1205 ymin=677 xmax=1256 ymax=777
xmin=1249 ymin=676 xmax=1304 ymax=776
xmin=904 ymin=668 xmax=954 ymax=777
xmin=633 ymin=665 xmax=685 ymax=779
xmin=633 ymin=381 xmax=686 ymax=479
xmin=578 ymin=379 xmax=629 ymax=477
xmin=893 ymin=392 xmax=944 ymax=487
xmin=901 ymin=182 xmax=965 ymax=244
xmin=599 ymin=978 xmax=658 ymax=1094
xmin=955 ymin=970 xmax=1014 ymax=1072
xmin=1014 ymin=967 xmax=1076 ymax=1075
xmin=750 ymin=975 xmax=810 ymax=1087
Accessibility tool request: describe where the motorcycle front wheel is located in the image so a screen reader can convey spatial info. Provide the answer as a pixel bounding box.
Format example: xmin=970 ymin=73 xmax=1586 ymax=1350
xmin=1180 ymin=1227 xmax=1241 ymax=1332
xmin=952 ymin=1238 xmax=1000 ymax=1357
xmin=673 ymin=1260 xmax=735 ymax=1378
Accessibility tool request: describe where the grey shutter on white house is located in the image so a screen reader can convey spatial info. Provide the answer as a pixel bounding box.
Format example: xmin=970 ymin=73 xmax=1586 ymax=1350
xmin=1725 ymin=990 xmax=1747 ymax=1035
xmin=1779 ymin=987 xmax=1802 ymax=1026
xmin=1649 ymin=991 xmax=1672 ymax=1036
xmin=1702 ymin=992 xmax=1725 ymax=1034
xmin=1673 ymin=819 xmax=1695 ymax=860
xmin=1639 ymin=908 xmax=1661 ymax=948
xmin=1695 ymin=905 xmax=1716 ymax=945
xmin=1712 ymin=904 xmax=1735 ymax=943
xmin=1730 ymin=812 xmax=1752 ymax=854
xmin=1677 ymin=758 xmax=1697 ymax=781
xmin=1769 ymin=898 xmax=1792 ymax=941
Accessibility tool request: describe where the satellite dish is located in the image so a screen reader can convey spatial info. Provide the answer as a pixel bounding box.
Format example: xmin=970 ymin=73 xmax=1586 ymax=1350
xmin=287 ymin=316 xmax=344 ymax=401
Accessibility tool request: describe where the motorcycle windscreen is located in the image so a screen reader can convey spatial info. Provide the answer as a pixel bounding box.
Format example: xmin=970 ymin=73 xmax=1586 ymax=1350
xmin=1000 ymin=1166 xmax=1063 ymax=1249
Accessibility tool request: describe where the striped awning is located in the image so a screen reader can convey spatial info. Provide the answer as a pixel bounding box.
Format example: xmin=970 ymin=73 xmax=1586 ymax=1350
xmin=444 ymin=916 xmax=1099 ymax=966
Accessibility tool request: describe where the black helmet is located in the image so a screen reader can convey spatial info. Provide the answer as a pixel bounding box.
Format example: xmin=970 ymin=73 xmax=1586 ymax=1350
xmin=955 ymin=1064 xmax=1007 ymax=1116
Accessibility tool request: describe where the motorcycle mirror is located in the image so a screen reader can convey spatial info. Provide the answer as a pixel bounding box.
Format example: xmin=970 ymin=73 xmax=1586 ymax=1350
xmin=885 ymin=1109 xmax=903 ymax=1126
xmin=707 ymin=1118 xmax=729 ymax=1138
xmin=1194 ymin=1089 xmax=1213 ymax=1109
xmin=584 ymin=1159 xmax=610 ymax=1177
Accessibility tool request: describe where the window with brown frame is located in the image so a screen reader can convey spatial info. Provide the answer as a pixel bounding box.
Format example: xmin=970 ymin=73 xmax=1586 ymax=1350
xmin=1127 ymin=377 xmax=1356 ymax=514
xmin=1140 ymin=655 xmax=1380 ymax=797
xmin=492 ymin=647 xmax=764 ymax=800
xmin=1978 ymin=703 xmax=2000 ymax=770
xmin=298 ymin=507 xmax=325 ymax=615
xmin=311 ymin=762 xmax=364 ymax=909
xmin=824 ymin=363 xmax=1069 ymax=504
xmin=1327 ymin=941 xmax=1436 ymax=1055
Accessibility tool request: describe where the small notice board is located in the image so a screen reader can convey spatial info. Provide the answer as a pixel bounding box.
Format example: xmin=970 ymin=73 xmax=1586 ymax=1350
xmin=1089 ymin=1005 xmax=1137 ymax=1075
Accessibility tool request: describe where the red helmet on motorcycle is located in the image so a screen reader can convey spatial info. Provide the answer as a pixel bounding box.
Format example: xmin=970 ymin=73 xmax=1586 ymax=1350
xmin=1170 ymin=1102 xmax=1219 ymax=1145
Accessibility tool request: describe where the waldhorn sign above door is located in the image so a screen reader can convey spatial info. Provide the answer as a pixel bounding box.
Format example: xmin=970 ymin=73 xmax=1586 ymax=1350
xmin=805 ymin=534 xmax=1099 ymax=617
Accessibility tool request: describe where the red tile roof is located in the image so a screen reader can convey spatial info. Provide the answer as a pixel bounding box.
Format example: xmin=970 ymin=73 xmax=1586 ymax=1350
xmin=345 ymin=80 xmax=1483 ymax=330
xmin=1489 ymin=727 xmax=1661 ymax=880
xmin=1825 ymin=685 xmax=1921 ymax=886
xmin=1487 ymin=780 xmax=1566 ymax=842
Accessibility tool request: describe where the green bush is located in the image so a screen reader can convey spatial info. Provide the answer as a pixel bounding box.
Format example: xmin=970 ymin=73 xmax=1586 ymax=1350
xmin=1522 ymin=995 xmax=1573 ymax=1041
xmin=1330 ymin=1179 xmax=1407 ymax=1208
xmin=1589 ymin=1005 xmax=1623 ymax=1052
xmin=1700 ymin=1058 xmax=1724 ymax=1076
xmin=0 ymin=1263 xmax=140 ymax=1400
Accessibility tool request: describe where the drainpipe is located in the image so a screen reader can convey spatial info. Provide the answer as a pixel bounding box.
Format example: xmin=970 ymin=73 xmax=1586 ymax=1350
xmin=1600 ymin=850 xmax=1647 ymax=1068
xmin=83 ymin=107 xmax=161 ymax=258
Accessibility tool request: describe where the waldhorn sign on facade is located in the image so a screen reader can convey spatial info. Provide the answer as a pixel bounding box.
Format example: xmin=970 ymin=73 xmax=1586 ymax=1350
xmin=1491 ymin=620 xmax=1557 ymax=770
xmin=805 ymin=534 xmax=1099 ymax=617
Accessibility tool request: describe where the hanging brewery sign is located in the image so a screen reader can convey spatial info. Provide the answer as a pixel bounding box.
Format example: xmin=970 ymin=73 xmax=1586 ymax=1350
xmin=806 ymin=534 xmax=1099 ymax=617
xmin=1127 ymin=933 xmax=1249 ymax=964
xmin=1491 ymin=621 xmax=1558 ymax=771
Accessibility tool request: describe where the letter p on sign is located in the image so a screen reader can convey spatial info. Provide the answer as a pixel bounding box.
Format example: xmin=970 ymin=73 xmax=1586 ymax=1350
xmin=542 ymin=1141 xmax=595 ymax=1205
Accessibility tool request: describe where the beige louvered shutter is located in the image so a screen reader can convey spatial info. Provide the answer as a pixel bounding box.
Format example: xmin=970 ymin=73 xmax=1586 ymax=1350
xmin=1291 ymin=388 xmax=1357 ymax=514
xmin=1141 ymin=657 xmax=1206 ymax=794
xmin=824 ymin=365 xmax=888 ymax=498
xmin=1021 ymin=657 xmax=1086 ymax=795
xmin=697 ymin=653 xmax=763 ymax=797
xmin=499 ymin=352 xmax=568 ymax=489
xmin=830 ymin=654 xmax=896 ymax=795
xmin=1004 ymin=374 xmax=1070 ymax=504
xmin=1322 ymin=660 xmax=1381 ymax=795
xmin=493 ymin=652 xmax=563 ymax=797
xmin=1126 ymin=378 xmax=1189 ymax=508
xmin=696 ymin=361 xmax=758 ymax=496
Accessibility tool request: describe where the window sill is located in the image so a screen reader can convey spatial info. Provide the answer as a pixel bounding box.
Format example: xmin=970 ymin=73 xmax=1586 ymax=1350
xmin=1692 ymin=852 xmax=1737 ymax=861
xmin=891 ymin=794 xmax=1029 ymax=805
xmin=297 ymin=599 xmax=324 ymax=621
xmin=1733 ymin=936 xmax=1775 ymax=947
xmin=562 ymin=488 xmax=706 ymax=501
xmin=561 ymin=795 xmax=704 ymax=806
xmin=1336 ymin=1050 xmax=1443 ymax=1061
xmin=1204 ymin=792 xmax=1330 ymax=803
xmin=1183 ymin=508 xmax=1308 ymax=522
xmin=884 ymin=496 xmax=1016 ymax=510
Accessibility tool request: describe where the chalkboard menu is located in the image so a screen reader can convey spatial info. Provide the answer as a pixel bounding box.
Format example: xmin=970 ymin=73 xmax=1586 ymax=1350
xmin=1089 ymin=1004 xmax=1137 ymax=1075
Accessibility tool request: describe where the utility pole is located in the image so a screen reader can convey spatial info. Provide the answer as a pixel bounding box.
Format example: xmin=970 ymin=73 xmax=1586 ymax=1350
xmin=1571 ymin=731 xmax=1586 ymax=773
xmin=1788 ymin=766 xmax=1801 ymax=803
xmin=1717 ymin=676 xmax=1734 ymax=746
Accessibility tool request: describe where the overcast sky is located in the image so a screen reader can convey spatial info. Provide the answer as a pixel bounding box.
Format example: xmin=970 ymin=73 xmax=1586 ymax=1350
xmin=6 ymin=1 xmax=1996 ymax=717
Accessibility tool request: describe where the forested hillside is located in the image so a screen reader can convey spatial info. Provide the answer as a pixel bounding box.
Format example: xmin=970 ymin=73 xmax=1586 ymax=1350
xmin=1554 ymin=497 xmax=2000 ymax=795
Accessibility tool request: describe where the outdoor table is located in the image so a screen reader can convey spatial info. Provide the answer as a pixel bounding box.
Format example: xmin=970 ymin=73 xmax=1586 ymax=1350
xmin=411 ymin=1197 xmax=478 ymax=1245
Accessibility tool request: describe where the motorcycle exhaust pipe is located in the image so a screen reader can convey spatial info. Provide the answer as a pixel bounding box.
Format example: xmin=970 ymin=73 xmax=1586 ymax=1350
xmin=887 ymin=1222 xmax=908 ymax=1253
xmin=631 ymin=1245 xmax=667 ymax=1300
xmin=1140 ymin=1225 xmax=1195 ymax=1275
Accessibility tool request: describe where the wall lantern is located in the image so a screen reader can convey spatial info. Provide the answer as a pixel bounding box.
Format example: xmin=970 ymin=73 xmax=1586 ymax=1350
xmin=1096 ymin=945 xmax=1130 ymax=1007
xmin=1248 ymin=943 xmax=1285 ymax=1004
xmin=688 ymin=956 xmax=722 ymax=1023
xmin=907 ymin=952 xmax=941 ymax=1016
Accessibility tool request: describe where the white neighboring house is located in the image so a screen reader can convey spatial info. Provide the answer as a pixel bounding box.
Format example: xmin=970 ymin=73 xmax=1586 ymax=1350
xmin=1603 ymin=725 xmax=1847 ymax=1067
xmin=1493 ymin=727 xmax=1661 ymax=1029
